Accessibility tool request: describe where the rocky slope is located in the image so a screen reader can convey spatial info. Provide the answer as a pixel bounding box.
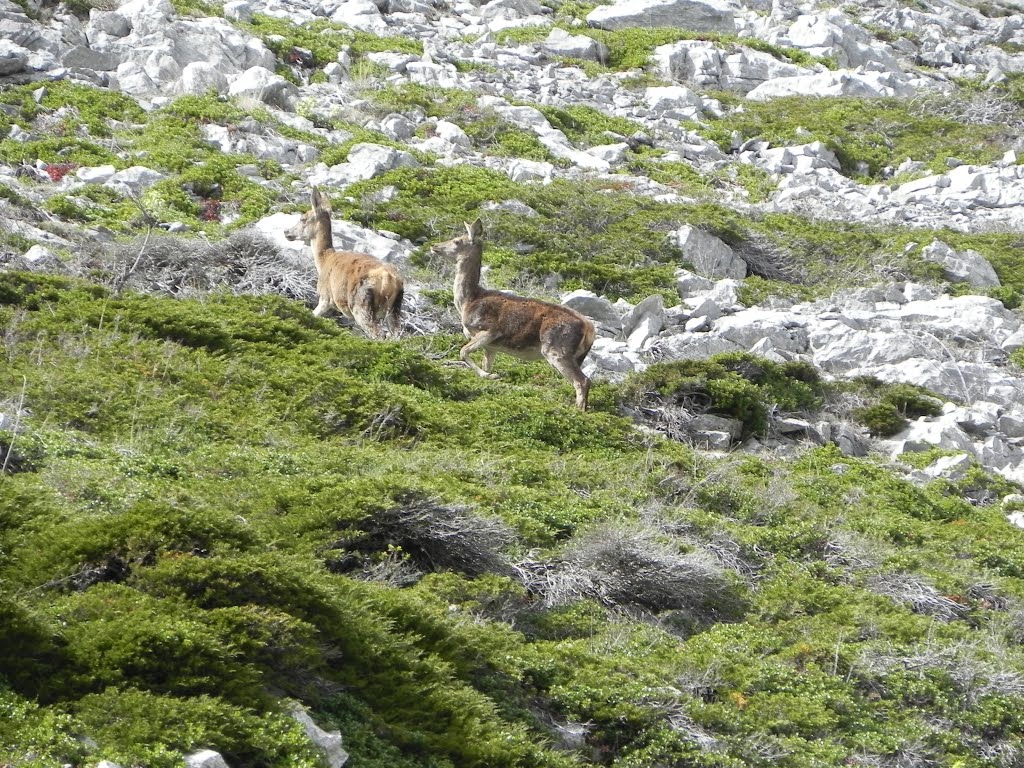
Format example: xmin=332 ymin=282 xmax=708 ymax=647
xmin=5 ymin=0 xmax=1024 ymax=764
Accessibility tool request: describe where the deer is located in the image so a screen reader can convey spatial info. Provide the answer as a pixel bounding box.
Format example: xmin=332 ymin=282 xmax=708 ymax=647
xmin=285 ymin=187 xmax=404 ymax=339
xmin=431 ymin=219 xmax=596 ymax=411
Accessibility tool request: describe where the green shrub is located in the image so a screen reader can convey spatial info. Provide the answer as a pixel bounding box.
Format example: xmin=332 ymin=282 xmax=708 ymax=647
xmin=73 ymin=688 xmax=320 ymax=768
xmin=851 ymin=379 xmax=944 ymax=437
xmin=620 ymin=353 xmax=823 ymax=437
xmin=701 ymin=96 xmax=1009 ymax=178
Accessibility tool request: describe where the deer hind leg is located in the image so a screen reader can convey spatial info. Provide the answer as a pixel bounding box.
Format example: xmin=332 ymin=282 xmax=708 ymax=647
xmin=385 ymin=287 xmax=403 ymax=339
xmin=544 ymin=352 xmax=591 ymax=412
xmin=460 ymin=330 xmax=501 ymax=379
xmin=351 ymin=283 xmax=384 ymax=339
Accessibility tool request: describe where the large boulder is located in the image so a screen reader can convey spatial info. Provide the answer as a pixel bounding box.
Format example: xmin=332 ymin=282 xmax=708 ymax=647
xmin=653 ymin=40 xmax=809 ymax=93
xmin=675 ymin=225 xmax=745 ymax=279
xmin=920 ymin=240 xmax=1000 ymax=288
xmin=587 ymin=0 xmax=735 ymax=33
xmin=228 ymin=66 xmax=300 ymax=111
xmin=747 ymin=70 xmax=915 ymax=101
xmin=541 ymin=28 xmax=608 ymax=63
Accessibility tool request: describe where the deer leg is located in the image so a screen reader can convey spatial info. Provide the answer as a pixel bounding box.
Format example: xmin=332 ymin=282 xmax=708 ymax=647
xmin=352 ymin=285 xmax=384 ymax=339
xmin=544 ymin=353 xmax=591 ymax=412
xmin=460 ymin=331 xmax=501 ymax=379
xmin=386 ymin=287 xmax=404 ymax=339
xmin=312 ymin=297 xmax=331 ymax=317
xmin=482 ymin=348 xmax=497 ymax=375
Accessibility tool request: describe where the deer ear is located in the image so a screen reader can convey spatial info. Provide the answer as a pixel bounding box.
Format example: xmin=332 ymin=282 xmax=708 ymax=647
xmin=466 ymin=219 xmax=483 ymax=241
xmin=311 ymin=187 xmax=331 ymax=212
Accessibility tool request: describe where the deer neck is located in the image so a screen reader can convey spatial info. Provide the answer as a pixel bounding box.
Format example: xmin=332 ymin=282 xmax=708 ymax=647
xmin=311 ymin=209 xmax=334 ymax=271
xmin=453 ymin=242 xmax=484 ymax=312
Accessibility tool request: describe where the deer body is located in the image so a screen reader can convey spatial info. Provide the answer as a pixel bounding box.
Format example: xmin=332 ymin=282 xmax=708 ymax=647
xmin=286 ymin=188 xmax=403 ymax=339
xmin=434 ymin=219 xmax=596 ymax=411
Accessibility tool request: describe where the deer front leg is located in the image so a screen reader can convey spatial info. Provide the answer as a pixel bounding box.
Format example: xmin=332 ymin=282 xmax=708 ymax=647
xmin=460 ymin=330 xmax=501 ymax=379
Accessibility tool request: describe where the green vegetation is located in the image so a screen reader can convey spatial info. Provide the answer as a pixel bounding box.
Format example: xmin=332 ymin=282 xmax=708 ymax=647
xmin=238 ymin=15 xmax=422 ymax=73
xmin=621 ymin=353 xmax=824 ymax=437
xmin=539 ymin=104 xmax=646 ymax=146
xmin=701 ymin=96 xmax=1011 ymax=178
xmin=846 ymin=378 xmax=945 ymax=437
xmin=4 ymin=272 xmax=1024 ymax=767
xmin=364 ymin=84 xmax=561 ymax=163
xmin=494 ymin=25 xmax=834 ymax=71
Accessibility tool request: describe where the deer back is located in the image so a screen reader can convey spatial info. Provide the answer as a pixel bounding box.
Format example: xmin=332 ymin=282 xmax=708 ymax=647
xmin=463 ymin=290 xmax=594 ymax=357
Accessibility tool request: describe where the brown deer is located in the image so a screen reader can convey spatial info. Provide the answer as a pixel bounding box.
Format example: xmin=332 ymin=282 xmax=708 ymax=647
xmin=431 ymin=219 xmax=596 ymax=411
xmin=285 ymin=187 xmax=404 ymax=339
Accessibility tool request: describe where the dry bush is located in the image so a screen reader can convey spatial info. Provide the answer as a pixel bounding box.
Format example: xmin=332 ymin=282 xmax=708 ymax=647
xmin=517 ymin=523 xmax=743 ymax=623
xmin=909 ymin=90 xmax=1024 ymax=131
xmin=865 ymin=573 xmax=969 ymax=622
xmin=731 ymin=232 xmax=807 ymax=284
xmin=328 ymin=494 xmax=516 ymax=580
xmin=71 ymin=231 xmax=317 ymax=302
xmin=858 ymin=639 xmax=1024 ymax=708
xmin=823 ymin=529 xmax=887 ymax=572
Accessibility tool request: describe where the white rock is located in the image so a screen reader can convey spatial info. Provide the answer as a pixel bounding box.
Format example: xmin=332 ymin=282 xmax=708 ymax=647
xmin=105 ymin=166 xmax=165 ymax=196
xmin=290 ymin=707 xmax=348 ymax=768
xmin=644 ymin=85 xmax=703 ymax=118
xmin=587 ymin=142 xmax=629 ymax=163
xmin=622 ymin=294 xmax=666 ymax=349
xmin=918 ymin=453 xmax=973 ymax=481
xmin=228 ymin=66 xmax=299 ymax=111
xmin=21 ymin=244 xmax=58 ymax=264
xmin=747 ymin=70 xmax=915 ymax=101
xmin=952 ymin=401 xmax=1001 ymax=435
xmin=586 ymin=337 xmax=640 ymax=374
xmin=222 ymin=1 xmax=254 ymax=22
xmin=330 ymin=0 xmax=387 ymax=30
xmin=177 ymin=61 xmax=229 ymax=95
xmin=541 ymin=28 xmax=608 ymax=62
xmin=676 ymin=268 xmax=714 ymax=297
xmin=185 ymin=750 xmax=229 ymax=768
xmin=76 ymin=164 xmax=117 ymax=183
xmin=434 ymin=120 xmax=471 ymax=147
xmin=920 ymin=239 xmax=1000 ymax=288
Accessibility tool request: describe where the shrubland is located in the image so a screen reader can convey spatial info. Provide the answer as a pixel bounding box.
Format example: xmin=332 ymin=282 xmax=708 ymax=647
xmin=3 ymin=271 xmax=1024 ymax=767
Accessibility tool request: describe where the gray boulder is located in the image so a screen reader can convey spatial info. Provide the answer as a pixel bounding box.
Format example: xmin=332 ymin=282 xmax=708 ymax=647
xmin=562 ymin=290 xmax=623 ymax=333
xmin=587 ymin=0 xmax=734 ymax=33
xmin=675 ymin=225 xmax=745 ymax=279
xmin=228 ymin=66 xmax=300 ymax=111
xmin=290 ymin=707 xmax=348 ymax=768
xmin=177 ymin=61 xmax=229 ymax=96
xmin=542 ymin=28 xmax=607 ymax=63
xmin=920 ymin=240 xmax=1000 ymax=288
xmin=0 ymin=39 xmax=30 ymax=75
xmin=622 ymin=294 xmax=666 ymax=350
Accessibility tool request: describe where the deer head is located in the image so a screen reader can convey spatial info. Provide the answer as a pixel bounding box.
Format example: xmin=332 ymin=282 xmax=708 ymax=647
xmin=285 ymin=187 xmax=331 ymax=244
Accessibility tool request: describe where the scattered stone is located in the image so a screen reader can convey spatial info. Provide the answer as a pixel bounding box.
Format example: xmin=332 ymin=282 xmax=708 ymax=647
xmin=290 ymin=706 xmax=348 ymax=768
xmin=185 ymin=751 xmax=230 ymax=768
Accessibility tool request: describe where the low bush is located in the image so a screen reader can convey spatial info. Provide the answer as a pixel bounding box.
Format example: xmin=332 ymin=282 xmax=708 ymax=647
xmin=620 ymin=352 xmax=824 ymax=437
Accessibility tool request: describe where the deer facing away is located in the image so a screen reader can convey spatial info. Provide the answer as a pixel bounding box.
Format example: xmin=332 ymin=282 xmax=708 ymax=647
xmin=285 ymin=187 xmax=404 ymax=339
xmin=431 ymin=219 xmax=596 ymax=411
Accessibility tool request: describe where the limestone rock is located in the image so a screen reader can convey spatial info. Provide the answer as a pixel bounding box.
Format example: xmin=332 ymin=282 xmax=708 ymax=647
xmin=185 ymin=751 xmax=230 ymax=768
xmin=542 ymin=28 xmax=608 ymax=63
xmin=290 ymin=706 xmax=348 ymax=768
xmin=675 ymin=225 xmax=745 ymax=279
xmin=920 ymin=239 xmax=1000 ymax=288
xmin=587 ymin=0 xmax=734 ymax=33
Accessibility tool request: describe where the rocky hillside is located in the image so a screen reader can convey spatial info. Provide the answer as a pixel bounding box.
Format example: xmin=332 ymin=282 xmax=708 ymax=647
xmin=5 ymin=0 xmax=1024 ymax=765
